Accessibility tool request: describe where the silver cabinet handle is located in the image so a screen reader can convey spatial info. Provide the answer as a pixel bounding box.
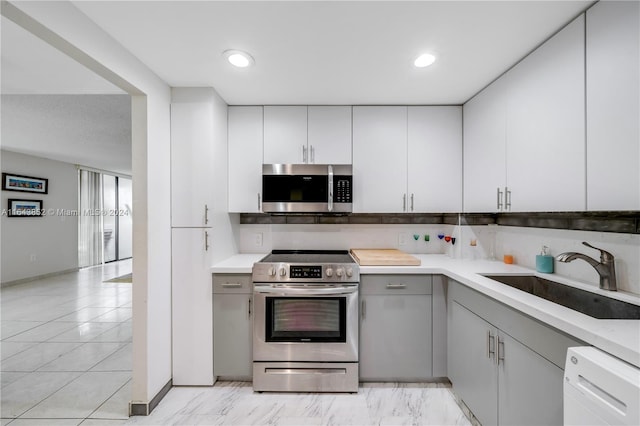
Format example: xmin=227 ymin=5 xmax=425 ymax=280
xmin=302 ymin=145 xmax=307 ymax=163
xmin=310 ymin=145 xmax=315 ymax=164
xmin=204 ymin=230 xmax=210 ymax=251
xmin=361 ymin=299 xmax=366 ymax=320
xmin=221 ymin=283 xmax=243 ymax=288
xmin=328 ymin=165 xmax=334 ymax=212
xmin=248 ymin=297 xmax=252 ymax=319
xmin=505 ymin=187 xmax=512 ymax=211
xmin=497 ymin=336 xmax=505 ymax=365
xmin=386 ymin=283 xmax=407 ymax=289
xmin=403 ymin=194 xmax=407 ymax=212
xmin=258 ymin=193 xmax=261 ymax=212
xmin=487 ymin=331 xmax=495 ymax=360
xmin=410 ymin=193 xmax=414 ymax=212
xmin=204 ymin=204 xmax=209 ymax=225
xmin=497 ymin=187 xmax=503 ymax=210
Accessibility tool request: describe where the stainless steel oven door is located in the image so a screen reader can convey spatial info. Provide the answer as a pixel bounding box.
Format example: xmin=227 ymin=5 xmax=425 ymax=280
xmin=253 ymin=284 xmax=358 ymax=362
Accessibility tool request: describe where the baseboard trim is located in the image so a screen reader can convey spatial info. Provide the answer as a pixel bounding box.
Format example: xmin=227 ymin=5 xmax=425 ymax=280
xmin=129 ymin=379 xmax=173 ymax=416
xmin=1 ymin=268 xmax=80 ymax=288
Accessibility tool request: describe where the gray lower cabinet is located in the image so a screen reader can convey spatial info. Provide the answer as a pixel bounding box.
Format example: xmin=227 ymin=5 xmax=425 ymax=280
xmin=449 ymin=301 xmax=498 ymax=424
xmin=448 ymin=279 xmax=582 ymax=426
xmin=360 ymin=275 xmax=432 ymax=381
xmin=212 ymin=274 xmax=252 ymax=380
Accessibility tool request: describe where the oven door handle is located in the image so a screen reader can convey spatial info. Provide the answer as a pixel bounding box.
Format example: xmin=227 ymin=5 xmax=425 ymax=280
xmin=254 ymin=285 xmax=358 ymax=295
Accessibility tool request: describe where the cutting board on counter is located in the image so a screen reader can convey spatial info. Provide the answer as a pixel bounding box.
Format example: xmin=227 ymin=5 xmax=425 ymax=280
xmin=350 ymin=249 xmax=421 ymax=266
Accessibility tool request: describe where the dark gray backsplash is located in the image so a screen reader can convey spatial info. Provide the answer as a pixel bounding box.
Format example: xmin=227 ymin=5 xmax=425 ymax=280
xmin=240 ymin=211 xmax=640 ymax=234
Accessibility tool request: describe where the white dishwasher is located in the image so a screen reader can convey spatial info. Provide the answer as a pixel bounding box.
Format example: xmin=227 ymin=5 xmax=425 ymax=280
xmin=564 ymin=347 xmax=640 ymax=426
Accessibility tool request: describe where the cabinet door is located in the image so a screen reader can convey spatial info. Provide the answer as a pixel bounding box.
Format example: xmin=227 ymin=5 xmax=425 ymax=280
xmin=408 ymin=106 xmax=462 ymax=212
xmin=448 ymin=301 xmax=498 ymax=426
xmin=498 ymin=332 xmax=564 ymax=426
xmin=506 ymin=15 xmax=586 ymax=212
xmin=586 ymin=1 xmax=640 ymax=210
xmin=213 ymin=294 xmax=252 ymax=378
xmin=360 ymin=294 xmax=432 ymax=380
xmin=463 ymin=77 xmax=507 ymax=213
xmin=352 ymin=106 xmax=408 ymax=213
xmin=228 ymin=106 xmax=263 ymax=213
xmin=263 ymin=106 xmax=307 ymax=164
xmin=171 ymin=228 xmax=213 ymax=385
xmin=307 ymin=106 xmax=352 ymax=165
xmin=171 ymin=102 xmax=214 ymax=227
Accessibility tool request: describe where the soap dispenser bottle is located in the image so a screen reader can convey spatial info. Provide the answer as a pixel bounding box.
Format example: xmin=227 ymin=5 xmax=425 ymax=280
xmin=536 ymin=246 xmax=554 ymax=273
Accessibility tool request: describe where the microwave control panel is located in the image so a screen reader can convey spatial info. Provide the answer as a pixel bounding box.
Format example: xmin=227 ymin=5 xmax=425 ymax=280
xmin=334 ymin=177 xmax=352 ymax=203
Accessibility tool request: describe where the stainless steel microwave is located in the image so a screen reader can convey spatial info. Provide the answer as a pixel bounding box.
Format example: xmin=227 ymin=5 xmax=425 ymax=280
xmin=262 ymin=164 xmax=352 ymax=213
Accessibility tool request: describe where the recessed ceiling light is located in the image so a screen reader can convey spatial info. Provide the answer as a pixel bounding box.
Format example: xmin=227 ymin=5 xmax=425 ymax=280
xmin=414 ymin=53 xmax=436 ymax=68
xmin=223 ymin=50 xmax=254 ymax=68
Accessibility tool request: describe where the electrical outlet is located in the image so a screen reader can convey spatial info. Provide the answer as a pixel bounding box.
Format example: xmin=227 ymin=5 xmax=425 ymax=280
xmin=255 ymin=232 xmax=263 ymax=247
xmin=29 ymin=254 xmax=37 ymax=262
xmin=398 ymin=233 xmax=407 ymax=246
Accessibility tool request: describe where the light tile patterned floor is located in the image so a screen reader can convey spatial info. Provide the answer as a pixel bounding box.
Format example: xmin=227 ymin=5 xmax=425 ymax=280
xmin=1 ymin=260 xmax=132 ymax=425
xmin=124 ymin=381 xmax=471 ymax=426
xmin=1 ymin=260 xmax=471 ymax=426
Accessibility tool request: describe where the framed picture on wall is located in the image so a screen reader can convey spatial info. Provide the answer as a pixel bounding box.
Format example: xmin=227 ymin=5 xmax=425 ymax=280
xmin=7 ymin=199 xmax=44 ymax=217
xmin=2 ymin=173 xmax=48 ymax=194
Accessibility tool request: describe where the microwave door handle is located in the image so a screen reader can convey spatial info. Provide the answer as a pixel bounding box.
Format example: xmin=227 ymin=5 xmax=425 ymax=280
xmin=328 ymin=165 xmax=334 ymax=212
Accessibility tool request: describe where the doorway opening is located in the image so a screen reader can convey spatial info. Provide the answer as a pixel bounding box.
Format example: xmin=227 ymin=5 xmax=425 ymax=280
xmin=79 ymin=169 xmax=133 ymax=268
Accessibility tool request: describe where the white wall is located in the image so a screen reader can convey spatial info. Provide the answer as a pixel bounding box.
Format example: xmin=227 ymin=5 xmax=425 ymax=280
xmin=3 ymin=0 xmax=172 ymax=408
xmin=239 ymin=223 xmax=456 ymax=255
xmin=0 ymin=150 xmax=78 ymax=283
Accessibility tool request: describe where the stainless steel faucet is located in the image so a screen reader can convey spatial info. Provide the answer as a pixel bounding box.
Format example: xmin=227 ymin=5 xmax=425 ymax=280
xmin=556 ymin=242 xmax=617 ymax=291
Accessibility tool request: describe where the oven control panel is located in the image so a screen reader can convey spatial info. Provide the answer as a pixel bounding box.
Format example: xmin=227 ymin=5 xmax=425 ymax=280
xmin=253 ymin=262 xmax=360 ymax=283
xmin=290 ymin=265 xmax=322 ymax=279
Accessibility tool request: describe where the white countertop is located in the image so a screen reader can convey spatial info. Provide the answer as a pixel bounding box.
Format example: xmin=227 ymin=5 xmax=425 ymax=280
xmin=210 ymin=253 xmax=266 ymax=273
xmin=212 ymin=253 xmax=640 ymax=367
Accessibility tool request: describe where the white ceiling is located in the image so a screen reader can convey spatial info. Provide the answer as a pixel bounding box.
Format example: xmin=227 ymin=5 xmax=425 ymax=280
xmin=1 ymin=94 xmax=132 ymax=176
xmin=71 ymin=0 xmax=595 ymax=105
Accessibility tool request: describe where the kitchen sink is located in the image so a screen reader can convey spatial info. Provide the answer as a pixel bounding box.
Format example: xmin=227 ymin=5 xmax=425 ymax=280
xmin=482 ymin=275 xmax=640 ymax=320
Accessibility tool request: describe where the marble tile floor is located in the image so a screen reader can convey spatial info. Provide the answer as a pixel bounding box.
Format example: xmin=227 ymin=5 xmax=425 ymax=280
xmin=124 ymin=381 xmax=471 ymax=426
xmin=1 ymin=260 xmax=133 ymax=425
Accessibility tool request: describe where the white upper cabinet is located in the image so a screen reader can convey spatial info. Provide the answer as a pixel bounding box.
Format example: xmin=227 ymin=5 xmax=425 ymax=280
xmin=353 ymin=106 xmax=462 ymax=213
xmin=263 ymin=106 xmax=308 ymax=164
xmin=307 ymin=106 xmax=352 ymax=164
xmin=408 ymin=106 xmax=462 ymax=213
xmin=171 ymin=101 xmax=214 ymax=227
xmin=463 ymin=15 xmax=586 ymax=213
xmin=463 ymin=77 xmax=508 ymax=213
xmin=353 ymin=106 xmax=408 ymax=213
xmin=505 ymin=14 xmax=586 ymax=212
xmin=586 ymin=1 xmax=640 ymax=211
xmin=263 ymin=106 xmax=352 ymax=165
xmin=228 ymin=106 xmax=263 ymax=213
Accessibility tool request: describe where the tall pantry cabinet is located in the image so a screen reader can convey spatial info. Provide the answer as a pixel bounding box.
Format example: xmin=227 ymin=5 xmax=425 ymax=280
xmin=170 ymin=89 xmax=217 ymax=385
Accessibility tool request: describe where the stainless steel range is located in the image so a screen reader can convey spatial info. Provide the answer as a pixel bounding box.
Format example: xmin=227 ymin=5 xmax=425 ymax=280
xmin=252 ymin=250 xmax=360 ymax=393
